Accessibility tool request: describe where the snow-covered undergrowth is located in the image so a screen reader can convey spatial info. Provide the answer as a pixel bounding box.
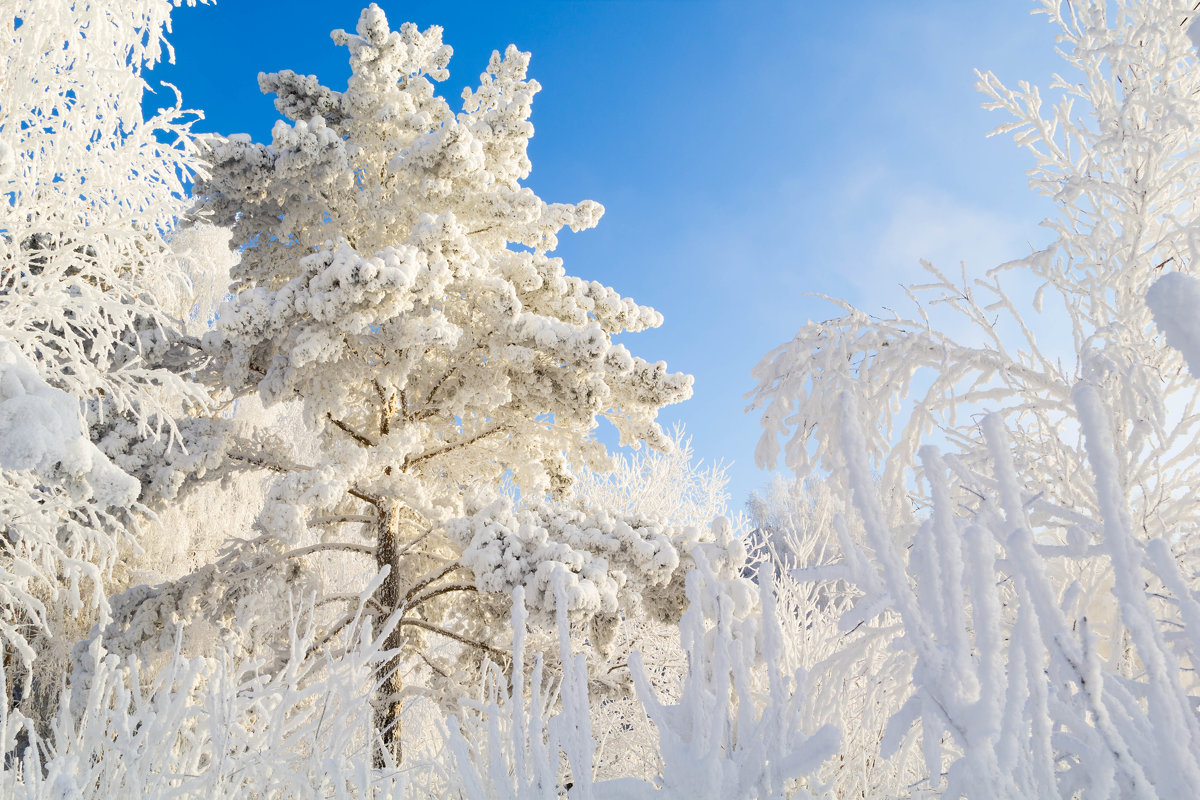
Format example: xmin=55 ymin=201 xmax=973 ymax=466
xmin=0 ymin=556 xmax=838 ymax=799
xmin=1 ymin=590 xmax=403 ymax=799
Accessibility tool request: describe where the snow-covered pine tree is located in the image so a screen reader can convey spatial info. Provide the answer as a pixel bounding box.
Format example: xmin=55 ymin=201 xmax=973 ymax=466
xmin=192 ymin=4 xmax=693 ymax=760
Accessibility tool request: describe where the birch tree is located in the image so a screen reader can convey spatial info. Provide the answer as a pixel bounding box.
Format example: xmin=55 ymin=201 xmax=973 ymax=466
xmin=748 ymin=0 xmax=1200 ymax=794
xmin=0 ymin=0 xmax=218 ymax=714
xmin=749 ymin=0 xmax=1200 ymax=552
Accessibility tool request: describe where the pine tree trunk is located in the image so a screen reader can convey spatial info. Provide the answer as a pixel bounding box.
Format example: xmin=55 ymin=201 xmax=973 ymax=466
xmin=373 ymin=502 xmax=405 ymax=767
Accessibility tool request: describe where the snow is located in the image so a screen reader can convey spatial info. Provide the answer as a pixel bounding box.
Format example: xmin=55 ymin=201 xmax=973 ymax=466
xmin=0 ymin=340 xmax=138 ymax=508
xmin=1148 ymin=271 xmax=1200 ymax=376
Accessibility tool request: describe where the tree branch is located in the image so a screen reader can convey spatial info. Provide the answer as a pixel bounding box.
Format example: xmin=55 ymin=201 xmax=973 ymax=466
xmin=349 ymin=487 xmax=383 ymax=507
xmin=407 ymin=583 xmax=476 ymax=610
xmin=327 ymin=412 xmax=376 ymax=447
xmin=404 ymin=423 xmax=507 ymax=470
xmin=310 ymin=514 xmax=377 ymax=526
xmin=398 ymin=618 xmax=507 ymax=661
xmin=228 ymin=450 xmax=299 ymax=474
xmin=374 ymin=379 xmax=394 ymax=436
xmin=414 ymin=343 xmax=485 ymax=416
xmin=396 ymin=525 xmax=435 ymax=559
xmin=231 ymin=541 xmax=377 ymax=582
xmin=400 ymin=562 xmax=467 ymax=611
xmin=315 ymin=593 xmax=366 ymax=608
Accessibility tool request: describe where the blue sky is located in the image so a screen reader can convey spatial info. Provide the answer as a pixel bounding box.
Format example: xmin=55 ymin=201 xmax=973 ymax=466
xmin=150 ymin=1 xmax=1065 ymax=509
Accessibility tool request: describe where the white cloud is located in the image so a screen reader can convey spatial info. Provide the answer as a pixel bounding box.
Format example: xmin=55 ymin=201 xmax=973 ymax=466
xmin=873 ymin=191 xmax=1031 ymax=290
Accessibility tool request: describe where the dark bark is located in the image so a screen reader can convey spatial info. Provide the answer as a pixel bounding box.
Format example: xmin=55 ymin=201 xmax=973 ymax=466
xmin=373 ymin=502 xmax=405 ymax=767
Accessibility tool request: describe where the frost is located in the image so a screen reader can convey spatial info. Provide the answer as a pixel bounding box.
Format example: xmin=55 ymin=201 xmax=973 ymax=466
xmin=0 ymin=138 xmax=14 ymax=182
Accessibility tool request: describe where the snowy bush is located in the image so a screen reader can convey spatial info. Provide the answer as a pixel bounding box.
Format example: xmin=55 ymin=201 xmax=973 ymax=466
xmin=445 ymin=553 xmax=836 ymax=800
